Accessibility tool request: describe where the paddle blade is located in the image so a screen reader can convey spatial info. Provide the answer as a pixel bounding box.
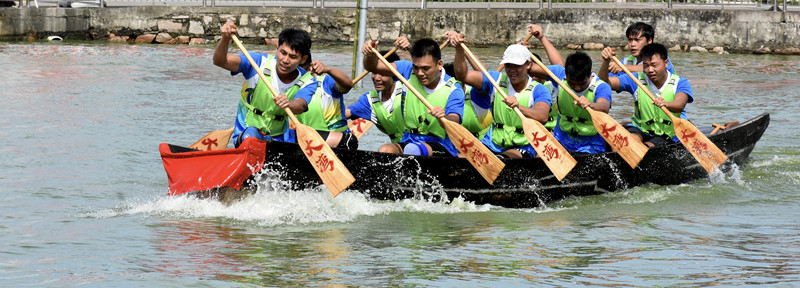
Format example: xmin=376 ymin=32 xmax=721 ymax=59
xmin=347 ymin=118 xmax=374 ymax=140
xmin=189 ymin=127 xmax=234 ymax=151
xmin=590 ymin=111 xmax=648 ymax=168
xmin=295 ymin=123 xmax=355 ymax=197
xmin=521 ymin=117 xmax=577 ymax=181
xmin=441 ymin=119 xmax=505 ymax=185
xmin=673 ymin=118 xmax=728 ymax=174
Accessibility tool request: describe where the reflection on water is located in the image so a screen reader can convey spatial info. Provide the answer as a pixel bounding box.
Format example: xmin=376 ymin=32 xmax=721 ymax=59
xmin=1 ymin=41 xmax=799 ymax=286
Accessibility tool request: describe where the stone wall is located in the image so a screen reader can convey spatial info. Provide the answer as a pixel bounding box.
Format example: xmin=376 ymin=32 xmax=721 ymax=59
xmin=1 ymin=7 xmax=798 ymax=53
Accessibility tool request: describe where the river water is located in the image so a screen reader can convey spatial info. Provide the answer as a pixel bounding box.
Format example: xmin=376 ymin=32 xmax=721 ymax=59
xmin=1 ymin=41 xmax=798 ymax=287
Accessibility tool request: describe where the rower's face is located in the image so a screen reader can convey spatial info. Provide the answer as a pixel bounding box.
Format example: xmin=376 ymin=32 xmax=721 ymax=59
xmin=627 ymin=32 xmax=652 ymax=57
xmin=371 ymin=72 xmax=393 ymax=92
xmin=503 ymin=62 xmax=531 ymax=86
xmin=275 ymin=43 xmax=307 ymax=75
xmin=566 ymin=75 xmax=591 ymax=92
xmin=412 ymin=55 xmax=443 ymax=88
xmin=642 ymin=54 xmax=668 ymax=83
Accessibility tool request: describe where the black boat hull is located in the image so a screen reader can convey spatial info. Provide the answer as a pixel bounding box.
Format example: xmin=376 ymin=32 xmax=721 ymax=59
xmin=255 ymin=113 xmax=769 ymax=208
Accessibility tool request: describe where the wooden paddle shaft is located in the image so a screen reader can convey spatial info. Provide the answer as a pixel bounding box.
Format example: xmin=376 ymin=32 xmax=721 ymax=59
xmin=231 ymin=35 xmax=301 ymax=125
xmin=352 ymin=47 xmax=398 ymax=85
xmin=610 ymin=55 xmax=676 ymax=120
xmin=497 ymin=32 xmax=534 ymax=72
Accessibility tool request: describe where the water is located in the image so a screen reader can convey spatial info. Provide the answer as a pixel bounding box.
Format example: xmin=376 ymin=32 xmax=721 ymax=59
xmin=1 ymin=41 xmax=798 ymax=287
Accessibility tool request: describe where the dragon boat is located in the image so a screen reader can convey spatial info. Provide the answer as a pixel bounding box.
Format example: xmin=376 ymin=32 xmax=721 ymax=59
xmin=159 ymin=113 xmax=769 ymax=208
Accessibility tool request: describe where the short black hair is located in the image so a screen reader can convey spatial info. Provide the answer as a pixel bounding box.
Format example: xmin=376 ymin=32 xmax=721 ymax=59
xmin=380 ymin=50 xmax=400 ymax=63
xmin=639 ymin=43 xmax=669 ymax=63
xmin=278 ymin=28 xmax=312 ymax=57
xmin=626 ymin=22 xmax=655 ymax=42
xmin=443 ymin=62 xmax=455 ymax=78
xmin=409 ymin=38 xmax=441 ymax=62
xmin=531 ymin=52 xmax=543 ymax=62
xmin=565 ymin=51 xmax=592 ymax=81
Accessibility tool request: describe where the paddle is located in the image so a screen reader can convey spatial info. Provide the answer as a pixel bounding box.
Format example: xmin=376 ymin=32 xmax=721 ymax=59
xmin=528 ymin=52 xmax=648 ymax=169
xmin=370 ymin=47 xmax=505 ymax=184
xmin=231 ymin=35 xmax=355 ymax=196
xmin=611 ymin=55 xmax=727 ymax=174
xmin=347 ymin=118 xmax=373 ymax=139
xmin=189 ymin=127 xmax=234 ymax=151
xmin=458 ymin=43 xmax=575 ymax=181
xmin=497 ymin=32 xmax=534 ymax=72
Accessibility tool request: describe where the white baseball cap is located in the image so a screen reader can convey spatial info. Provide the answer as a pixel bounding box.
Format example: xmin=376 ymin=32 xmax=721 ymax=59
xmin=499 ymin=44 xmax=531 ymax=66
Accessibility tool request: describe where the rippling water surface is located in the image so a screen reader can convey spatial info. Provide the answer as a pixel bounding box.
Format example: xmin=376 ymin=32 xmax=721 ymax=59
xmin=1 ymin=41 xmax=798 ymax=286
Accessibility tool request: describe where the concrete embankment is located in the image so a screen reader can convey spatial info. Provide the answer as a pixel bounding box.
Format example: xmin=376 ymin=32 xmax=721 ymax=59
xmin=1 ymin=7 xmax=799 ymax=54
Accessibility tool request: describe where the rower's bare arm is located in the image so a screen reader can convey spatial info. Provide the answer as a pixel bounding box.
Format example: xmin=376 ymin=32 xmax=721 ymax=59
xmin=625 ymin=64 xmax=642 ymax=73
xmin=519 ymin=102 xmax=551 ymax=124
xmin=448 ymin=32 xmax=485 ymax=90
xmin=528 ymin=24 xmax=564 ymax=66
xmin=362 ymin=39 xmax=396 ymax=77
xmin=663 ymin=92 xmax=689 ymax=113
xmin=213 ymin=21 xmax=242 ymax=72
xmin=288 ymin=98 xmax=308 ymax=115
xmin=599 ymin=47 xmax=621 ymax=91
xmin=312 ymin=60 xmax=353 ymax=94
xmin=591 ymin=97 xmax=611 ymax=114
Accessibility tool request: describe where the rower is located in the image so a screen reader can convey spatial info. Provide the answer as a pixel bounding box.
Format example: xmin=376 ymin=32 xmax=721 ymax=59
xmin=526 ymin=24 xmax=613 ymax=154
xmin=599 ymin=43 xmax=694 ymax=147
xmin=448 ymin=32 xmax=552 ymax=159
xmin=345 ymin=51 xmax=406 ymax=145
xmin=299 ymin=57 xmax=359 ymax=149
xmin=213 ymin=21 xmax=318 ymax=147
xmin=607 ymin=22 xmax=675 ymax=76
xmin=523 ymin=24 xmax=563 ymax=132
xmin=362 ymin=37 xmax=466 ymax=157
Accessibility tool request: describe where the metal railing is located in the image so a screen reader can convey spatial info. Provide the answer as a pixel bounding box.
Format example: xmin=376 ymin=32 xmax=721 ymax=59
xmin=17 ymin=0 xmax=797 ymax=11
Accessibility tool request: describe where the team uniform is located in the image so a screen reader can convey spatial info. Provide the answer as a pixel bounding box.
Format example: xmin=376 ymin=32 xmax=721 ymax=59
xmin=617 ymin=71 xmax=693 ymax=144
xmin=461 ymin=85 xmax=494 ymax=137
xmin=395 ymin=60 xmax=465 ymax=157
xmin=546 ymin=66 xmax=613 ymax=154
xmin=347 ymin=79 xmax=406 ymax=143
xmin=541 ymin=64 xmax=562 ymax=131
xmin=231 ymin=52 xmax=318 ymax=146
xmin=472 ymin=71 xmax=552 ymax=157
xmin=297 ymin=74 xmax=349 ymax=132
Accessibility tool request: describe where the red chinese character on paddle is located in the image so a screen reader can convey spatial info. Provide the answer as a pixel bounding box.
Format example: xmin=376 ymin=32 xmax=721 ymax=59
xmin=541 ymin=144 xmax=560 ymax=161
xmin=691 ymin=140 xmax=709 ymax=157
xmin=458 ymin=138 xmax=475 ymax=153
xmin=315 ymin=154 xmax=335 ymax=172
xmin=304 ymin=140 xmax=324 ymax=157
xmin=530 ymin=132 xmax=548 ymax=148
xmin=600 ymin=123 xmax=616 ymax=137
xmin=352 ymin=118 xmax=367 ymax=133
xmin=680 ymin=130 xmax=697 ymax=144
xmin=472 ymin=148 xmax=489 ymax=167
xmin=612 ymin=133 xmax=629 ymax=149
xmin=201 ymin=137 xmax=218 ymax=151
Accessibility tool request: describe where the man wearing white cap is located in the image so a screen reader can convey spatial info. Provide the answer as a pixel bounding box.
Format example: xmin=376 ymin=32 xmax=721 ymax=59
xmin=447 ymin=32 xmax=552 ymax=158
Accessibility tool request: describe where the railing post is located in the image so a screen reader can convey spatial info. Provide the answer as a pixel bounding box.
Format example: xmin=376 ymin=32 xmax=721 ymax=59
xmin=668 ymin=0 xmax=672 ymax=9
xmin=354 ymin=0 xmax=368 ymax=86
xmin=321 ymin=0 xmax=325 ymax=8
xmin=421 ymin=0 xmax=426 ymax=9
